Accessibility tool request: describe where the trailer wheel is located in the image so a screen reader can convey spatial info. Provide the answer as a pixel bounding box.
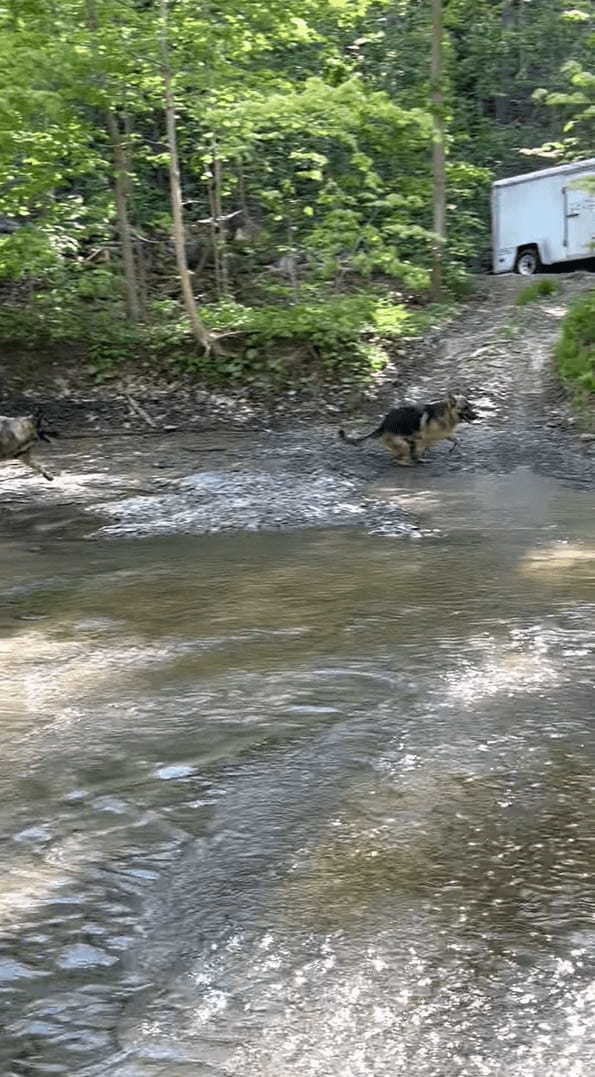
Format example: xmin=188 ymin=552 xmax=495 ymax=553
xmin=515 ymin=246 xmax=540 ymax=275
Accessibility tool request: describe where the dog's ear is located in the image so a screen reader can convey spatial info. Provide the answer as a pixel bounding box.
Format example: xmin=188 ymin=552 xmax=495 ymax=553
xmin=447 ymin=391 xmax=457 ymax=406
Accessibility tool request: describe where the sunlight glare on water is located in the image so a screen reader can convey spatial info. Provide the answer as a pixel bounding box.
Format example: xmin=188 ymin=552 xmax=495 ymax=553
xmin=0 ymin=469 xmax=594 ymax=1076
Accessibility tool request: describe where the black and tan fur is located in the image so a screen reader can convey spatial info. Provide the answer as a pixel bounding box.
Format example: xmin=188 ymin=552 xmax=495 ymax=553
xmin=339 ymin=392 xmax=478 ymax=466
xmin=0 ymin=410 xmax=57 ymax=480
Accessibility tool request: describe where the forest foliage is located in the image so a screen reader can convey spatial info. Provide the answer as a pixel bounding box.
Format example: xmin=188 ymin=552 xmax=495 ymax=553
xmin=0 ymin=0 xmax=593 ymax=389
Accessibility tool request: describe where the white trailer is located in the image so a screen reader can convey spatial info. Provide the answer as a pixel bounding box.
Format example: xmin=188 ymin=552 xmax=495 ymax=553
xmin=492 ymin=158 xmax=595 ymax=274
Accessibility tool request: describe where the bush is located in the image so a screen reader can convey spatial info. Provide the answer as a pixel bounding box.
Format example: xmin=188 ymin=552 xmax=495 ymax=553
xmin=203 ymin=293 xmax=410 ymax=346
xmin=555 ymin=289 xmax=595 ymax=396
xmin=0 ymin=282 xmax=417 ymax=389
xmin=175 ymin=292 xmax=414 ymax=387
xmin=516 ymin=279 xmax=560 ymax=306
xmin=0 ymin=265 xmax=457 ymax=393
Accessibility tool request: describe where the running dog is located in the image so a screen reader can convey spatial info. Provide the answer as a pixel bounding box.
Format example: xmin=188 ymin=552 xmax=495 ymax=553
xmin=0 ymin=409 xmax=58 ymax=480
xmin=339 ymin=392 xmax=478 ymax=466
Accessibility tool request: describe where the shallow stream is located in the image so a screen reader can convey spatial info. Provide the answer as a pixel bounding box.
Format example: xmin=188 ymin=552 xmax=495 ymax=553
xmin=1 ymin=432 xmax=594 ymax=1077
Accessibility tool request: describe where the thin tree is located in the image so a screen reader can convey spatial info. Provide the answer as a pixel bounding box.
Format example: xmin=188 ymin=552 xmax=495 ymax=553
xmin=85 ymin=0 xmax=141 ymax=323
xmin=105 ymin=109 xmax=142 ymax=322
xmin=211 ymin=139 xmax=230 ymax=298
xmin=158 ymin=0 xmax=212 ymax=352
xmin=431 ymin=0 xmax=446 ymax=301
xmin=496 ymin=1 xmax=516 ymax=122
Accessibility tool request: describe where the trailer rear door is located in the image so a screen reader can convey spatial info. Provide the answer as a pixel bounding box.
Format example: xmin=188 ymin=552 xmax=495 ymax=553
xmin=564 ymin=177 xmax=595 ymax=259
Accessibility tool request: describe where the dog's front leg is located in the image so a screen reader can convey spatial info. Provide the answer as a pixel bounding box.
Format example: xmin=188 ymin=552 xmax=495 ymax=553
xmin=18 ymin=450 xmax=54 ymax=481
xmin=407 ymin=438 xmax=425 ymax=465
xmin=447 ymin=437 xmax=459 ymax=454
xmin=409 ymin=437 xmax=427 ymax=465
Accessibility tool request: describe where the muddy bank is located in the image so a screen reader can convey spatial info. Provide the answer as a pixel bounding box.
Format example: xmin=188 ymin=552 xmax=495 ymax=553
xmin=0 ymin=273 xmax=593 ymax=440
xmin=1 ymin=273 xmax=593 ymax=541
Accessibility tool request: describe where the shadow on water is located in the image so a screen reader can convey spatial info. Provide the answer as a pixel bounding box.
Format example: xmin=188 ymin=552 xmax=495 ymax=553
xmin=277 ymin=748 xmax=595 ymax=939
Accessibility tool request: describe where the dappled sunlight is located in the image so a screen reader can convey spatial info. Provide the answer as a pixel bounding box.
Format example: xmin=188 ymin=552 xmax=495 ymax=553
xmin=542 ymin=303 xmax=568 ymax=319
xmin=370 ymin=484 xmax=445 ymax=514
xmin=89 ymin=468 xmax=405 ymax=538
xmin=1 ymin=461 xmax=51 ymax=487
xmin=441 ymin=620 xmax=571 ymax=710
xmin=0 ymin=857 xmax=83 ymax=931
xmin=44 ymin=470 xmax=141 ymax=497
xmin=0 ymin=626 xmax=192 ymax=722
xmin=8 ymin=468 xmax=160 ymax=502
xmin=131 ymin=754 xmax=595 ymax=1076
xmin=444 ymin=638 xmax=558 ymax=706
xmin=519 ymin=541 xmax=595 ymax=580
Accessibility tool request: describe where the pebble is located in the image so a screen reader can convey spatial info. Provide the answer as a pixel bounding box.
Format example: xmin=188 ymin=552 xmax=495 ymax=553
xmin=14 ymin=825 xmax=52 ymax=844
xmin=153 ymin=763 xmax=195 ymax=780
xmin=63 ymin=788 xmax=89 ymax=803
xmin=57 ymin=944 xmax=118 ymax=970
xmin=91 ymin=796 xmax=130 ymax=814
xmin=0 ymin=958 xmax=48 ymax=981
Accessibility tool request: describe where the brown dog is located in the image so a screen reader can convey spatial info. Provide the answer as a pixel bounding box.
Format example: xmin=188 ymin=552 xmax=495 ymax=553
xmin=339 ymin=392 xmax=478 ymax=466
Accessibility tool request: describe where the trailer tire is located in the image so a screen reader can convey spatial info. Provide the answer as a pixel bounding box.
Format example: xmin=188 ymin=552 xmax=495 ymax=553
xmin=515 ymin=246 xmax=540 ymax=275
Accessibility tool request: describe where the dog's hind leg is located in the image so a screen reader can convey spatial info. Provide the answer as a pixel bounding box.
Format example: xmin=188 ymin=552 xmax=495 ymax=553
xmin=18 ymin=450 xmax=53 ymax=481
xmin=383 ymin=433 xmax=415 ymax=466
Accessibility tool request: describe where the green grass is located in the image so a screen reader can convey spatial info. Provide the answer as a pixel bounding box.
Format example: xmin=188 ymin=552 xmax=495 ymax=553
xmin=555 ymin=289 xmax=595 ymax=407
xmin=497 ymin=324 xmax=518 ymax=341
xmin=515 ymin=278 xmax=560 ymax=306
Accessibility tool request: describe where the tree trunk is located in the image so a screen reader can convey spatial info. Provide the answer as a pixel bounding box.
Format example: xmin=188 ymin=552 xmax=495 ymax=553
xmin=135 ymin=237 xmax=148 ymax=318
xmin=212 ymin=144 xmax=230 ymax=297
xmin=430 ymin=0 xmax=446 ymax=301
xmin=496 ymin=0 xmax=516 ymax=123
xmin=158 ymin=0 xmax=212 ymax=352
xmin=85 ymin=0 xmax=141 ymax=322
xmin=286 ymin=218 xmax=299 ymax=304
xmin=206 ymin=166 xmax=222 ymax=299
xmin=105 ymin=110 xmax=141 ymax=323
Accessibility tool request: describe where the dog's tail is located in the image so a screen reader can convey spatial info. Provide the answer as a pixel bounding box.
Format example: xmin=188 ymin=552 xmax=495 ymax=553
xmin=338 ymin=424 xmax=383 ymax=446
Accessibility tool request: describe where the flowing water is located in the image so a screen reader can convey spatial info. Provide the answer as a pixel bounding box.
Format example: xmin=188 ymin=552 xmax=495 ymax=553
xmin=1 ymin=444 xmax=594 ymax=1075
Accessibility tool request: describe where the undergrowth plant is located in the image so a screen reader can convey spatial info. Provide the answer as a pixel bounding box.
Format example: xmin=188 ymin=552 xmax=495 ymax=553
xmin=0 ymin=283 xmax=453 ymax=391
xmin=516 ymin=279 xmax=560 ymax=306
xmin=555 ymin=289 xmax=595 ymax=402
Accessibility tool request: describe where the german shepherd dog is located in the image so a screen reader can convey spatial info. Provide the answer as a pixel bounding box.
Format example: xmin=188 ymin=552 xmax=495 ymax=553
xmin=0 ymin=409 xmax=58 ymax=480
xmin=339 ymin=392 xmax=478 ymax=466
